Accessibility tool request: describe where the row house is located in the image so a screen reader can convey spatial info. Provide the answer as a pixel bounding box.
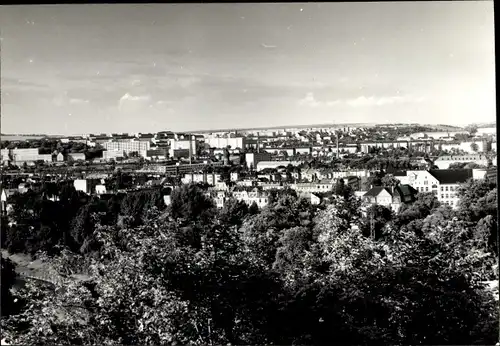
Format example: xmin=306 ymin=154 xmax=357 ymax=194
xmin=291 ymin=179 xmax=335 ymax=193
xmin=319 ymin=169 xmax=370 ymax=180
xmin=218 ymin=188 xmax=270 ymax=208
xmin=181 ymin=173 xmax=222 ymax=185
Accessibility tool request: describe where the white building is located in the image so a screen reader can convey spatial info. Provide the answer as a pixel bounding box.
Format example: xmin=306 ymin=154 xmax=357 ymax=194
xmin=68 ymin=153 xmax=86 ymax=161
xmin=405 ymin=169 xmax=474 ymax=208
xmin=206 ymin=137 xmax=246 ymax=149
xmin=433 ymin=154 xmax=494 ymax=169
xmin=231 ymin=189 xmax=269 ymax=208
xmin=291 ymin=180 xmax=335 ymax=193
xmin=256 ymin=161 xmax=302 ymax=172
xmin=95 ymin=185 xmax=107 ymax=194
xmin=103 ymin=150 xmax=124 ymax=161
xmin=181 ymin=173 xmax=221 ymax=185
xmin=439 ymin=141 xmax=487 ymax=154
xmin=245 ymin=152 xmax=272 ymax=170
xmin=103 ymin=140 xmax=150 ymax=155
xmin=476 ymin=127 xmax=496 ymax=136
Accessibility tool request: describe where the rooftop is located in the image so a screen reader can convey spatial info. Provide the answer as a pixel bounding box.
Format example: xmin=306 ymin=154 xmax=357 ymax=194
xmin=428 ymin=169 xmax=473 ymax=184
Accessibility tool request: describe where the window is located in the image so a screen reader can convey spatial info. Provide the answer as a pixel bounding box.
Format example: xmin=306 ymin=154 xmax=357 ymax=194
xmin=441 ymin=194 xmax=444 ymax=199
xmin=445 ymin=186 xmax=449 ymax=191
xmin=440 ymin=186 xmax=443 ymax=191
xmin=445 ymin=194 xmax=449 ymax=199
xmin=426 ymin=187 xmax=429 ymax=192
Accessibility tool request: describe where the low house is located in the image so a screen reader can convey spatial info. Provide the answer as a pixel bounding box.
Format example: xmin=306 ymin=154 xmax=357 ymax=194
xmin=68 ymin=153 xmax=86 ymax=162
xmin=299 ymin=192 xmax=321 ymax=205
xmin=362 ymin=184 xmax=418 ymax=212
xmin=1 ymin=188 xmax=17 ymax=214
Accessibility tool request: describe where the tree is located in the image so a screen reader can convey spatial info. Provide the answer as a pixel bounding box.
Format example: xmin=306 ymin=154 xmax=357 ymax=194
xmin=219 ymin=198 xmax=249 ymax=227
xmin=360 ymin=204 xmax=393 ymax=240
xmin=381 ymin=174 xmax=400 ymax=187
xmin=1 ymin=255 xmax=17 ymax=317
xmin=470 ymin=142 xmax=479 ymax=153
xmin=169 ymin=184 xmax=215 ymax=223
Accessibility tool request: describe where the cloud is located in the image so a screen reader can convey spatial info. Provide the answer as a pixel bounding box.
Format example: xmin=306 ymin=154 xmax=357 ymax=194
xmin=69 ymin=98 xmax=90 ymax=105
xmin=118 ymin=92 xmax=151 ymax=111
xmin=298 ymin=92 xmax=321 ymax=107
xmin=345 ymin=95 xmax=424 ymax=107
xmin=299 ymin=92 xmax=424 ymax=108
xmin=261 ymin=43 xmax=277 ymax=49
xmin=299 ymin=92 xmax=340 ymax=108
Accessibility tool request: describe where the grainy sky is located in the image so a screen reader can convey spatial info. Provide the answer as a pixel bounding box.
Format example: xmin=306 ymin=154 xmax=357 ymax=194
xmin=0 ymin=2 xmax=495 ymax=134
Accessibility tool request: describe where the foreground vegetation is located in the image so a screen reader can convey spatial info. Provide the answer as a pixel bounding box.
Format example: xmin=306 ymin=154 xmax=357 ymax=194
xmin=1 ymin=178 xmax=498 ymax=345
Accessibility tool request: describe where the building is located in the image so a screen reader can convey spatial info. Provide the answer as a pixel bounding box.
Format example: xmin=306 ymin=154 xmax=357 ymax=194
xmin=146 ymin=148 xmax=168 ymax=160
xmin=301 ymin=168 xmax=321 ymax=182
xmin=291 ymin=180 xmax=335 ymax=193
xmin=206 ymin=137 xmax=246 ymax=149
xmin=405 ymin=169 xmax=474 ymax=208
xmin=256 ymin=161 xmax=302 ymax=172
xmin=476 ymin=127 xmax=496 ymax=136
xmin=245 ymin=152 xmax=272 ymax=170
xmin=409 ymin=131 xmax=469 ymax=140
xmin=433 ymin=154 xmax=494 ymax=169
xmin=5 ymin=148 xmax=52 ymax=163
xmin=103 ymin=140 xmax=150 ymax=155
xmin=362 ymin=184 xmax=418 ymax=212
xmin=68 ymin=153 xmax=86 ymax=162
xmin=73 ymin=179 xmax=101 ymax=195
xmin=181 ymin=173 xmax=221 ymax=185
xmin=103 ymin=150 xmax=124 ymax=161
xmin=438 ymin=140 xmax=488 ymax=154
xmin=231 ymin=188 xmax=270 ymax=208
xmin=299 ymin=192 xmax=321 ymax=205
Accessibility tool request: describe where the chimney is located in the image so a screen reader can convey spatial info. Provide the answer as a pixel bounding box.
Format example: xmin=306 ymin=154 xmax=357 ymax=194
xmin=336 ymin=131 xmax=340 ymax=159
xmin=189 ymin=135 xmax=193 ymax=165
xmin=257 ymin=132 xmax=260 ymax=154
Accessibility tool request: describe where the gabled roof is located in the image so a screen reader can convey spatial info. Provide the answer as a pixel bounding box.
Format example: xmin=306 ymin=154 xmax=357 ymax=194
xmin=394 ymin=184 xmax=418 ymax=202
xmin=428 ymin=169 xmax=473 ymax=184
xmin=393 ymin=170 xmax=407 ymax=177
xmin=364 ymin=186 xmax=391 ymax=198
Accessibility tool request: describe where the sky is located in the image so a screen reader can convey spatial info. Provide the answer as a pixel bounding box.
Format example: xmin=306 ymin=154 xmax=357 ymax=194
xmin=0 ymin=2 xmax=496 ymax=135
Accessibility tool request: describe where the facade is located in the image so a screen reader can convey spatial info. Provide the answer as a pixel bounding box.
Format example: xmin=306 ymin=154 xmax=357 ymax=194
xmin=231 ymin=189 xmax=269 ymax=208
xmin=103 ymin=140 xmax=150 ymax=155
xmin=433 ymin=154 xmax=494 ymax=169
xmin=68 ymin=153 xmax=86 ymax=162
xmin=206 ymin=137 xmax=246 ymax=149
xmin=301 ymin=168 xmax=321 ymax=182
xmin=292 ymin=180 xmax=335 ymax=193
xmin=406 ymin=169 xmax=474 ymax=208
xmin=103 ymin=150 xmax=124 ymax=161
xmin=438 ymin=140 xmax=488 ymax=154
xmin=299 ymin=192 xmax=321 ymax=205
xmin=362 ymin=184 xmax=418 ymax=212
xmin=256 ymin=161 xmax=302 ymax=171
xmin=476 ymin=127 xmax=496 ymax=136
xmin=245 ymin=152 xmax=272 ymax=170
xmin=74 ymin=179 xmax=101 ymax=195
xmin=181 ymin=173 xmax=221 ymax=185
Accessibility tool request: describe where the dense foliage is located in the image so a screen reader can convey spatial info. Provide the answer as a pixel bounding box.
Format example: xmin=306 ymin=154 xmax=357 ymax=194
xmin=1 ymin=179 xmax=498 ymax=345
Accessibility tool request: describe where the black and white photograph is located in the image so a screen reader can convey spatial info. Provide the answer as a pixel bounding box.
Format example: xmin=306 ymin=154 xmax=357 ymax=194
xmin=0 ymin=1 xmax=498 ymax=345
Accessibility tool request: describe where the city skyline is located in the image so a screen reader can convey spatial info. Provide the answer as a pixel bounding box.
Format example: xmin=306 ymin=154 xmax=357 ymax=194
xmin=1 ymin=2 xmax=496 ymax=135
